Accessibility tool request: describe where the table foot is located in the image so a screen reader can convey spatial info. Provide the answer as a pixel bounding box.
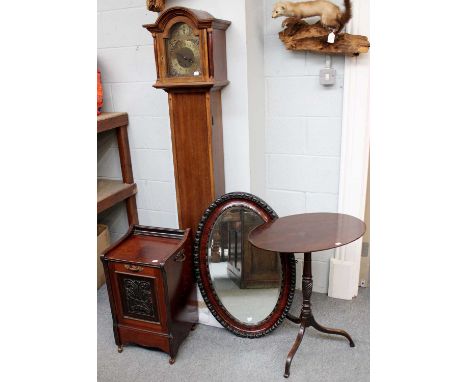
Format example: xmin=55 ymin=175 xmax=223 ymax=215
xmin=284 ymin=322 xmax=306 ymax=378
xmin=286 ymin=313 xmax=301 ymax=324
xmin=309 ymin=314 xmax=355 ymax=347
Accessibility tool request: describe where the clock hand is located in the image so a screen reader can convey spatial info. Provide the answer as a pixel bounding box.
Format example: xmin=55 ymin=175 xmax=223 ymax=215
xmin=176 ymin=52 xmax=191 ymax=62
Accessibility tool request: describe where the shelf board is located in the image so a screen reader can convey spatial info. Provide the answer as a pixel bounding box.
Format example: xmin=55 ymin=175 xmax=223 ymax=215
xmin=97 ymin=112 xmax=128 ymax=134
xmin=97 ymin=179 xmax=137 ymax=214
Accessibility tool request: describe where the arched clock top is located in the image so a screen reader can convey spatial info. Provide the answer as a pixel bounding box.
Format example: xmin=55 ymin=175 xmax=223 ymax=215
xmin=144 ymin=6 xmax=230 ymax=34
xmin=161 ymin=18 xmax=201 ymax=38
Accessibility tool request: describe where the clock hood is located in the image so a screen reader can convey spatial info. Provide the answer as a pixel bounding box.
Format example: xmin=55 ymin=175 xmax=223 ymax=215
xmin=143 ymin=6 xmax=231 ymax=34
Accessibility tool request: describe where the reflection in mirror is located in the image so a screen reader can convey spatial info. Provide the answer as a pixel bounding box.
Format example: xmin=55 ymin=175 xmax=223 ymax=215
xmin=208 ymin=206 xmax=281 ymax=325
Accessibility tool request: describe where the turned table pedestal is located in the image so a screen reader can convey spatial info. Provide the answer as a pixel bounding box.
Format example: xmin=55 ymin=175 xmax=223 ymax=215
xmin=249 ymin=213 xmax=366 ymax=378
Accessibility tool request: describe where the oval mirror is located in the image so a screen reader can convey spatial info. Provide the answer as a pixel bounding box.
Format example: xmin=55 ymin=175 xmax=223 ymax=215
xmin=194 ymin=192 xmax=296 ymax=338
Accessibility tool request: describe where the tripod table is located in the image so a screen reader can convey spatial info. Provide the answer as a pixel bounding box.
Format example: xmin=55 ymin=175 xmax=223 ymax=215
xmin=248 ymin=213 xmax=366 ymax=378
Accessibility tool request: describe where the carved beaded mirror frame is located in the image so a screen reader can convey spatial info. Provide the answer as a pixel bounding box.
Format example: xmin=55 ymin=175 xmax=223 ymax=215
xmin=194 ymin=192 xmax=296 ymax=338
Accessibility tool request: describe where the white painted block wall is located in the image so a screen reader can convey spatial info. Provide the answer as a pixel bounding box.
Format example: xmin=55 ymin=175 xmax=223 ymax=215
xmin=263 ymin=0 xmax=345 ymax=293
xmin=97 ymin=2 xmax=176 ymax=242
xmin=97 ymin=0 xmax=346 ymax=294
xmin=97 ymin=0 xmax=253 ymax=242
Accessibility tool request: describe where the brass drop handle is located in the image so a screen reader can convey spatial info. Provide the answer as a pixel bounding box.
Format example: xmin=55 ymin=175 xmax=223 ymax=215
xmin=174 ymin=250 xmax=186 ymax=262
xmin=124 ymin=264 xmax=144 ymax=272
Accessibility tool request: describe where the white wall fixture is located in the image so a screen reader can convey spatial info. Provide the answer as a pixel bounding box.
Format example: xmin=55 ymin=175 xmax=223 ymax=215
xmin=329 ymin=0 xmax=370 ymax=300
xmin=328 ymin=258 xmax=354 ymax=299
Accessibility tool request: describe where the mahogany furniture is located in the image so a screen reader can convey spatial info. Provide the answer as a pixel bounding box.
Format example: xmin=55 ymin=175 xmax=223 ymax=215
xmin=101 ymin=225 xmax=198 ymax=364
xmin=249 ymin=213 xmax=366 ymax=378
xmin=144 ymin=7 xmax=230 ymax=237
xmin=97 ymin=112 xmax=138 ymax=225
xmin=194 ymin=192 xmax=296 ymax=338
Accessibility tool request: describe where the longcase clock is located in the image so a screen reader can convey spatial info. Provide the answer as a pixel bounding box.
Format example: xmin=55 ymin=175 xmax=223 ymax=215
xmin=144 ymin=7 xmax=231 ymax=236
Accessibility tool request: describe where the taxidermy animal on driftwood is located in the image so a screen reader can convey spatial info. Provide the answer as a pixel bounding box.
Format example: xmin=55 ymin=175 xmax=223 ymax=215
xmin=275 ymin=0 xmax=369 ymax=56
xmin=272 ymin=0 xmax=352 ymax=34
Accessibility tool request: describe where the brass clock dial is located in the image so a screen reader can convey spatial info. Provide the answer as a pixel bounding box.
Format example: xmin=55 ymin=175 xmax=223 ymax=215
xmin=166 ymin=22 xmax=201 ymax=77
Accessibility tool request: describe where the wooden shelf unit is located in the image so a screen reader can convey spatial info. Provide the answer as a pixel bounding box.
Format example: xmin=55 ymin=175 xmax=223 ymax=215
xmin=97 ymin=112 xmax=139 ymax=225
xmin=97 ymin=112 xmax=129 ymax=133
xmin=97 ymin=179 xmax=137 ymax=214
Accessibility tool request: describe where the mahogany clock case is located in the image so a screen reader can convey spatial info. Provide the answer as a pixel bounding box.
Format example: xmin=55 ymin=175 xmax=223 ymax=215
xmin=144 ymin=7 xmax=231 ymax=238
xmin=194 ymin=192 xmax=296 ymax=338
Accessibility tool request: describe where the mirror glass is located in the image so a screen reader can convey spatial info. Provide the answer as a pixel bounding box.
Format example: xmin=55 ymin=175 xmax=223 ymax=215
xmin=208 ymin=206 xmax=281 ymax=325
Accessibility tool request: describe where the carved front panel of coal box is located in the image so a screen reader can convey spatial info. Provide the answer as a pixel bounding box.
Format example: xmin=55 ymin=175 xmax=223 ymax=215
xmin=118 ymin=274 xmax=159 ymax=323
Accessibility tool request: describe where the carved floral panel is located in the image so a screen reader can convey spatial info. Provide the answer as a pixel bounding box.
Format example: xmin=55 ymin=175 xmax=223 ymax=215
xmin=119 ymin=275 xmax=159 ymax=322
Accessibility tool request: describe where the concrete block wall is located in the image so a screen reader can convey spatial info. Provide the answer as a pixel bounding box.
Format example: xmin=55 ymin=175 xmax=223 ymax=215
xmin=97 ymin=0 xmax=256 ymax=243
xmin=97 ymin=0 xmax=347 ymax=293
xmin=97 ymin=2 xmax=177 ymax=243
xmin=263 ymin=0 xmax=346 ymax=293
xmin=97 ymin=0 xmax=260 ymax=328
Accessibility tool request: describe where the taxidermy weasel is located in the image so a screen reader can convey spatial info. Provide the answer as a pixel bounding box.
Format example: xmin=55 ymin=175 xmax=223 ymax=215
xmin=272 ymin=0 xmax=352 ymax=33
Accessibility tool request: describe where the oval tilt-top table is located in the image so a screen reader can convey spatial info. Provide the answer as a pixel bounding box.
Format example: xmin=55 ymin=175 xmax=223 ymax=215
xmin=249 ymin=213 xmax=366 ymax=378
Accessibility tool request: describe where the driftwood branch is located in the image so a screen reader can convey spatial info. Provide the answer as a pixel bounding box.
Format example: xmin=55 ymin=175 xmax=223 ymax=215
xmin=279 ymin=18 xmax=370 ymax=56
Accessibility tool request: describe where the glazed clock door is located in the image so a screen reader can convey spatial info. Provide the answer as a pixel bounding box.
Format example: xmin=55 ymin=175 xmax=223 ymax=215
xmin=165 ymin=22 xmax=202 ymax=78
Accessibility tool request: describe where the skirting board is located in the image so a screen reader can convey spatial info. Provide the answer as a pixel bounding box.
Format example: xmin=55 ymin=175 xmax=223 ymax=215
xmin=198 ymin=305 xmax=223 ymax=328
xmin=195 ymin=286 xmax=223 ymax=327
xmin=359 ymin=242 xmax=370 ymax=287
xmin=328 ymin=258 xmax=354 ymax=300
